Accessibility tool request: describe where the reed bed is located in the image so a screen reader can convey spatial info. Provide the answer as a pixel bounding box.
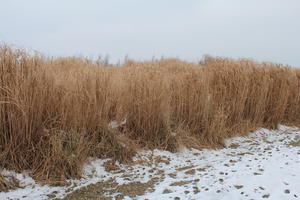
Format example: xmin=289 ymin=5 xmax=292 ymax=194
xmin=0 ymin=46 xmax=299 ymax=183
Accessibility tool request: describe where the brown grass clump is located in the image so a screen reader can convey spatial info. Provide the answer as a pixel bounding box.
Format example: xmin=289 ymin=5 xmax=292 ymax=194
xmin=0 ymin=171 xmax=19 ymax=192
xmin=1 ymin=46 xmax=300 ymax=181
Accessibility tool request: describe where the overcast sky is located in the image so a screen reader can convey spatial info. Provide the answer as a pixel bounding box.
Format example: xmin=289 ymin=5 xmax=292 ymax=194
xmin=0 ymin=0 xmax=299 ymax=66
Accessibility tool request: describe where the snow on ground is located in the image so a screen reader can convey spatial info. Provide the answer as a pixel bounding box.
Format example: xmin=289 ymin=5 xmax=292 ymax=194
xmin=0 ymin=125 xmax=300 ymax=200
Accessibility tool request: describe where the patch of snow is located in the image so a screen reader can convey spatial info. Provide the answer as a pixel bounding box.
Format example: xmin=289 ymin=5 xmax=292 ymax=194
xmin=108 ymin=118 xmax=127 ymax=129
xmin=108 ymin=120 xmax=119 ymax=129
xmin=171 ymin=132 xmax=177 ymax=137
xmin=0 ymin=125 xmax=299 ymax=200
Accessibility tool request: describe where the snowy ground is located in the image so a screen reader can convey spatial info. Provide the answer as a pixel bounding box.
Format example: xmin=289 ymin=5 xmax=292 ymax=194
xmin=0 ymin=125 xmax=299 ymax=200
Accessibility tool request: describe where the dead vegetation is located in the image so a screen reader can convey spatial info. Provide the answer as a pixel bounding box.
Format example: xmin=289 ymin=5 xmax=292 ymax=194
xmin=0 ymin=172 xmax=19 ymax=192
xmin=1 ymin=45 xmax=300 ymax=183
xmin=63 ymin=177 xmax=160 ymax=200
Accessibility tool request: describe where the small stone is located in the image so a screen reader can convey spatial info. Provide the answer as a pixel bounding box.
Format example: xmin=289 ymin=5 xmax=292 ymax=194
xmin=284 ymin=189 xmax=290 ymax=194
xmin=162 ymin=189 xmax=173 ymax=194
xmin=262 ymin=194 xmax=270 ymax=198
xmin=185 ymin=169 xmax=196 ymax=175
xmin=234 ymin=185 xmax=243 ymax=189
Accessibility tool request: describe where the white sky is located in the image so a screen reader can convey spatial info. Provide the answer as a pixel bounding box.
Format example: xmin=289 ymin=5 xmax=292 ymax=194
xmin=0 ymin=0 xmax=299 ymax=66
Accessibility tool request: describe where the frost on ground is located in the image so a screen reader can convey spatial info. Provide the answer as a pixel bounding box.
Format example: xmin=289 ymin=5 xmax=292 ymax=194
xmin=1 ymin=125 xmax=300 ymax=200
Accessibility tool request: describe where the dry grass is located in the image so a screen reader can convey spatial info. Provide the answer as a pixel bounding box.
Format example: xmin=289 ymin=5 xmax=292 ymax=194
xmin=0 ymin=171 xmax=19 ymax=192
xmin=1 ymin=46 xmax=300 ymax=183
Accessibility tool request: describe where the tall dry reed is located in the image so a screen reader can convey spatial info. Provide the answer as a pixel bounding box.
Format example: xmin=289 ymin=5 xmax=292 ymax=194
xmin=0 ymin=46 xmax=299 ymax=183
